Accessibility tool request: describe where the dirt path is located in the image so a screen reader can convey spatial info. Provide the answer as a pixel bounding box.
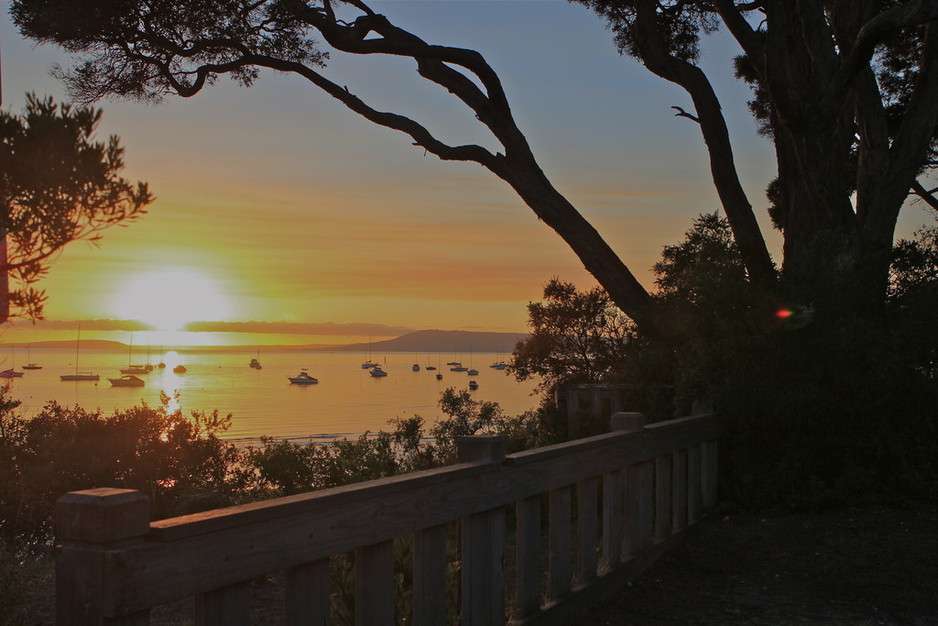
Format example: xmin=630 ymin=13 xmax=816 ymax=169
xmin=586 ymin=505 xmax=938 ymax=625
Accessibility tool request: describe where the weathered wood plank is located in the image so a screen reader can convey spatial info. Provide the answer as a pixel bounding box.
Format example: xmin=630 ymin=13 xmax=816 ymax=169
xmin=515 ymin=496 xmax=542 ymax=619
xmin=601 ymin=470 xmax=623 ymax=569
xmin=688 ymin=445 xmax=702 ymax=524
xmin=355 ymin=540 xmax=394 ymax=626
xmin=461 ymin=508 xmax=505 ymax=625
xmin=194 ymin=580 xmax=250 ymax=626
xmin=702 ymin=440 xmax=719 ymax=511
xmin=548 ymin=487 xmax=572 ymax=602
xmin=284 ymin=559 xmax=329 ymax=625
xmin=672 ymin=449 xmax=688 ymax=533
xmin=655 ymin=454 xmax=672 ymax=542
xmin=414 ymin=524 xmax=448 ymax=626
xmin=576 ymin=477 xmax=600 ymax=585
xmin=640 ymin=461 xmax=655 ymax=550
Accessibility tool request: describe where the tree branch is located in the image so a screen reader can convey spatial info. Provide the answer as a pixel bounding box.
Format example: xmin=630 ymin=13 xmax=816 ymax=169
xmin=671 ymin=105 xmax=700 ymax=123
xmin=632 ymin=0 xmax=776 ymax=284
xmin=911 ymin=179 xmax=938 ymax=211
xmin=824 ymin=0 xmax=938 ymax=113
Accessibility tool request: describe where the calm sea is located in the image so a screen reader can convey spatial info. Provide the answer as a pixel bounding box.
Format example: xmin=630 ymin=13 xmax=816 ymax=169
xmin=1 ymin=348 xmax=539 ymax=445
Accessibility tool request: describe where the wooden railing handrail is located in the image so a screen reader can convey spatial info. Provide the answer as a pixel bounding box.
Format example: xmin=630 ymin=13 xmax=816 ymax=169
xmin=55 ymin=411 xmax=720 ymax=624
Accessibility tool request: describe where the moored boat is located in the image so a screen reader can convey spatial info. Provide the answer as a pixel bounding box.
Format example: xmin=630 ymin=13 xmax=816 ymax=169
xmin=369 ymin=365 xmax=388 ymax=377
xmin=173 ymin=364 xmax=187 ymax=373
xmin=108 ymin=375 xmax=145 ymax=388
xmin=61 ymin=373 xmax=99 ymax=382
xmin=288 ymin=370 xmax=319 ymax=385
xmin=468 ymin=380 xmax=479 ymax=390
xmin=61 ymin=325 xmax=98 ymax=382
xmin=0 ymin=369 xmax=24 ymax=378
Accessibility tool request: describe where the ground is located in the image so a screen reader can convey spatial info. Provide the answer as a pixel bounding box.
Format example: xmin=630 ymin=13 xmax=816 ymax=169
xmin=11 ymin=505 xmax=938 ymax=624
xmin=586 ymin=505 xmax=938 ymax=625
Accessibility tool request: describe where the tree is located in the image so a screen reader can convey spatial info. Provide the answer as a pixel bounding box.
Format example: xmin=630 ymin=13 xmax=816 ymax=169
xmin=0 ymin=94 xmax=152 ymax=319
xmin=10 ymin=0 xmax=654 ymax=321
xmin=571 ymin=0 xmax=938 ymax=319
xmin=511 ymin=278 xmax=635 ymax=393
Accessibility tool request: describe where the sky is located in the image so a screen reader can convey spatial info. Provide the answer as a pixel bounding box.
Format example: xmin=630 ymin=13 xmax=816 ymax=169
xmin=1 ymin=1 xmax=935 ymax=348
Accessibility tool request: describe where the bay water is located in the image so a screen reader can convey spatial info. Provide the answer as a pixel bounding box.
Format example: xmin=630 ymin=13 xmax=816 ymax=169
xmin=2 ymin=348 xmax=539 ymax=445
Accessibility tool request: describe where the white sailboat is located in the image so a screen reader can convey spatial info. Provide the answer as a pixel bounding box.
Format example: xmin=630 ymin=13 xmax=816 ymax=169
xmin=61 ymin=325 xmax=99 ymax=381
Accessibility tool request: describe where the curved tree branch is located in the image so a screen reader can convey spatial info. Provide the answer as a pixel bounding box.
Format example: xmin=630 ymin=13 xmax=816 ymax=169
xmin=911 ymin=179 xmax=938 ymax=211
xmin=633 ymin=0 xmax=775 ymax=284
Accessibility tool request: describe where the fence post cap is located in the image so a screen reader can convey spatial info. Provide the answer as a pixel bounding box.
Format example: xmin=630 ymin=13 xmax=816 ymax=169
xmin=456 ymin=436 xmax=506 ymax=463
xmin=56 ymin=488 xmax=150 ymax=543
xmin=610 ymin=412 xmax=646 ymax=432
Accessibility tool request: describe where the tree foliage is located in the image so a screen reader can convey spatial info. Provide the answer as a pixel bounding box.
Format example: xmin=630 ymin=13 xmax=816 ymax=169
xmin=510 ymin=278 xmax=636 ymax=393
xmin=11 ymin=0 xmax=652 ymax=320
xmin=0 ymin=94 xmax=152 ymax=319
xmin=572 ymin=0 xmax=938 ymax=316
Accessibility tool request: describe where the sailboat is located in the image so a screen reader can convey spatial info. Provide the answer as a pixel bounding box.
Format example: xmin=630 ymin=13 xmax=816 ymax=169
xmin=120 ymin=335 xmax=149 ymax=375
xmin=0 ymin=345 xmax=24 ymax=378
xmin=361 ymin=336 xmax=377 ymax=369
xmin=250 ymin=347 xmax=262 ymax=369
xmin=61 ymin=325 xmax=99 ymax=381
xmin=22 ymin=345 xmax=42 ymax=370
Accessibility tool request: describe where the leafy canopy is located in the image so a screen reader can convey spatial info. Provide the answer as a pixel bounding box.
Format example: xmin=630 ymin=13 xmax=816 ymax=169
xmin=0 ymin=94 xmax=152 ymax=318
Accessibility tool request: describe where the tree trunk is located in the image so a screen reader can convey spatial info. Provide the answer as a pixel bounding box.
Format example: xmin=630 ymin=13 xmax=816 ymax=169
xmin=488 ymin=153 xmax=653 ymax=323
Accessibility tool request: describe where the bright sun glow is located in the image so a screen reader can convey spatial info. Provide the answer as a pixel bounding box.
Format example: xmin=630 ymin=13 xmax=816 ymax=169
xmin=112 ymin=270 xmax=231 ymax=330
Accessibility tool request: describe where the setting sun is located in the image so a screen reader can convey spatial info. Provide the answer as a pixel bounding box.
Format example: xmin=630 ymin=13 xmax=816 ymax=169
xmin=111 ymin=270 xmax=231 ymax=330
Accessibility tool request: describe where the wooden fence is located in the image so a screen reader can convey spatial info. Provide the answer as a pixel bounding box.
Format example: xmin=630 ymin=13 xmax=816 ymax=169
xmin=55 ymin=411 xmax=719 ymax=625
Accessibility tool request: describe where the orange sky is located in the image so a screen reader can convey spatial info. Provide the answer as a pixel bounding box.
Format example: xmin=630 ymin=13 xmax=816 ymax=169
xmin=2 ymin=2 xmax=934 ymax=347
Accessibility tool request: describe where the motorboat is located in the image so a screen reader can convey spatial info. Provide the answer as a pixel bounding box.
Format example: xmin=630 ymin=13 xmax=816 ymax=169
xmin=250 ymin=358 xmax=262 ymax=369
xmin=0 ymin=369 xmax=24 ymax=378
xmin=108 ymin=375 xmax=145 ymax=388
xmin=369 ymin=365 xmax=388 ymax=377
xmin=120 ymin=366 xmax=149 ymax=375
xmin=173 ymin=365 xmax=187 ymax=374
xmin=468 ymin=380 xmax=479 ymax=390
xmin=288 ymin=370 xmax=319 ymax=385
xmin=412 ymin=363 xmax=420 ymax=371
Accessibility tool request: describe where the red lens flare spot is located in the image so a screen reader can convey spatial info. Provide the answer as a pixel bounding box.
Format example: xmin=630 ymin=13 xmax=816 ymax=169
xmin=775 ymin=308 xmax=794 ymax=320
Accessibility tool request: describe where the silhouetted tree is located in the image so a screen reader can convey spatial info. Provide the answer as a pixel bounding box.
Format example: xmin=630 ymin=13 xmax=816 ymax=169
xmin=10 ymin=0 xmax=656 ymax=322
xmin=0 ymin=94 xmax=152 ymax=319
xmin=571 ymin=0 xmax=938 ymax=320
xmin=511 ymin=278 xmax=635 ymax=393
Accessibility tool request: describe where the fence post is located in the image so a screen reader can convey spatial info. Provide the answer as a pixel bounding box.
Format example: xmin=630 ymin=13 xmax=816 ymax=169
xmin=610 ymin=412 xmax=645 ymax=434
xmin=56 ymin=488 xmax=151 ymax=625
xmin=457 ymin=437 xmax=506 ymax=625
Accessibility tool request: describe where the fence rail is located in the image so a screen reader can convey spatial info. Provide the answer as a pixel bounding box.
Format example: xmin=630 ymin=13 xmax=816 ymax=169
xmin=55 ymin=411 xmax=719 ymax=625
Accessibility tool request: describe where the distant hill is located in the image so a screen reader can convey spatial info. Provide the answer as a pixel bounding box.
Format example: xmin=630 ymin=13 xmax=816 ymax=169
xmin=7 ymin=330 xmax=527 ymax=354
xmin=11 ymin=339 xmax=127 ymax=351
xmin=321 ymin=330 xmax=527 ymax=354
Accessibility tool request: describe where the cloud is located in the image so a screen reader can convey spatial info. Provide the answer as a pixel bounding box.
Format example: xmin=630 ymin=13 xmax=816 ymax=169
xmin=182 ymin=320 xmax=415 ymax=337
xmin=11 ymin=319 xmax=155 ymax=332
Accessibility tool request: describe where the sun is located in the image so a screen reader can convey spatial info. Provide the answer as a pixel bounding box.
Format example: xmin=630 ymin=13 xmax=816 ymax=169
xmin=111 ymin=269 xmax=231 ymax=330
